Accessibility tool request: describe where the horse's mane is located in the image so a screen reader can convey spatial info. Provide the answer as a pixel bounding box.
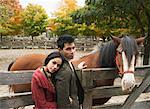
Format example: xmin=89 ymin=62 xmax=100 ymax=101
xmin=79 ymin=36 xmax=139 ymax=68
xmin=99 ymin=36 xmax=139 ymax=68
xmin=121 ymin=36 xmax=139 ymax=65
xmin=99 ymin=41 xmax=117 ymax=68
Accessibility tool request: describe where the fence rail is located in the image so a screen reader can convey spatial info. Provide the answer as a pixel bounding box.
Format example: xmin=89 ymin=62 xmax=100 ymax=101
xmin=0 ymin=65 xmax=150 ymax=109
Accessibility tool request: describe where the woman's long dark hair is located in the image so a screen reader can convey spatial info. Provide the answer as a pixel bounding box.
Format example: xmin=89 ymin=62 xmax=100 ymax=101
xmin=44 ymin=51 xmax=64 ymax=85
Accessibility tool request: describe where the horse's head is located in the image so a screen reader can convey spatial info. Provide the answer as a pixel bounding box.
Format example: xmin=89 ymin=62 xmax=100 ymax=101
xmin=112 ymin=36 xmax=144 ymax=92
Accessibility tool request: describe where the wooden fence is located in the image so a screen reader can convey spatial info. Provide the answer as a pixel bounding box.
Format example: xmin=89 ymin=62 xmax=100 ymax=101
xmin=0 ymin=65 xmax=150 ymax=109
xmin=82 ymin=65 xmax=150 ymax=109
xmin=0 ymin=38 xmax=99 ymax=51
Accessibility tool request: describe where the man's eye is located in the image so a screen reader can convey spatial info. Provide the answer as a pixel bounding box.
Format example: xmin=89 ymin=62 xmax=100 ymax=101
xmin=66 ymin=48 xmax=71 ymax=50
xmin=66 ymin=47 xmax=75 ymax=51
xmin=72 ymin=47 xmax=75 ymax=49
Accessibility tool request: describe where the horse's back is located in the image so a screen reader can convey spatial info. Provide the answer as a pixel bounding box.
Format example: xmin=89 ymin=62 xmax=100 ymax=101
xmin=10 ymin=54 xmax=46 ymax=71
xmin=9 ymin=53 xmax=46 ymax=93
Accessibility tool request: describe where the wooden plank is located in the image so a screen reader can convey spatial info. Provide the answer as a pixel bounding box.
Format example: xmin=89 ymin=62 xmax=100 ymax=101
xmin=88 ymin=85 xmax=150 ymax=99
xmin=82 ymin=65 xmax=150 ymax=72
xmin=91 ymin=70 xmax=118 ymax=80
xmin=90 ymin=86 xmax=128 ymax=99
xmin=121 ymin=68 xmax=150 ymax=109
xmin=135 ymin=65 xmax=150 ymax=77
xmin=0 ymin=69 xmax=146 ymax=86
xmin=81 ymin=65 xmax=150 ymax=81
xmin=82 ymin=70 xmax=93 ymax=88
xmin=0 ymin=65 xmax=149 ymax=86
xmin=0 ymin=92 xmax=34 ymax=109
xmin=0 ymin=71 xmax=34 ymax=85
xmin=83 ymin=91 xmax=93 ymax=109
xmin=92 ymin=99 xmax=150 ymax=109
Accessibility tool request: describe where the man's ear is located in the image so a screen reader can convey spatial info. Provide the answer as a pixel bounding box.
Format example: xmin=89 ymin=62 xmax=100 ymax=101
xmin=58 ymin=48 xmax=63 ymax=51
xmin=58 ymin=48 xmax=61 ymax=51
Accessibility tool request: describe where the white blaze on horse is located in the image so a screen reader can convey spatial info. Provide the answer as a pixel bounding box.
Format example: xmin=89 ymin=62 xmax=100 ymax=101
xmin=113 ymin=36 xmax=144 ymax=92
xmin=8 ymin=35 xmax=144 ymax=105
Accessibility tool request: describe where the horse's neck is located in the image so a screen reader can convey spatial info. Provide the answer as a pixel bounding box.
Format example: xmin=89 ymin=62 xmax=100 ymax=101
xmin=72 ymin=51 xmax=100 ymax=69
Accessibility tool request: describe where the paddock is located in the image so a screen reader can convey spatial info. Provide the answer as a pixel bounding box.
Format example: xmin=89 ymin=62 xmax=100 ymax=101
xmin=0 ymin=49 xmax=149 ymax=109
xmin=0 ymin=65 xmax=150 ymax=109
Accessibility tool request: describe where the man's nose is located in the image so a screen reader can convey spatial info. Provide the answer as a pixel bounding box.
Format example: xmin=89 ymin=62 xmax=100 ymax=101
xmin=71 ymin=48 xmax=75 ymax=53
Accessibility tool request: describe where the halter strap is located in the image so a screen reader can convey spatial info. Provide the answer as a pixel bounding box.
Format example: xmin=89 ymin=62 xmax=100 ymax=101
xmin=124 ymin=71 xmax=134 ymax=74
xmin=115 ymin=52 xmax=123 ymax=74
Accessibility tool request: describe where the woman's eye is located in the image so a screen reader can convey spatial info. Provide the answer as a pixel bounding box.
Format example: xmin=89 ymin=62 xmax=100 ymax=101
xmin=53 ymin=61 xmax=56 ymax=64
xmin=57 ymin=64 xmax=60 ymax=67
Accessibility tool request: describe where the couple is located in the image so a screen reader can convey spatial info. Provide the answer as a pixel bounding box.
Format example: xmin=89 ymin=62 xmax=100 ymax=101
xmin=31 ymin=34 xmax=86 ymax=109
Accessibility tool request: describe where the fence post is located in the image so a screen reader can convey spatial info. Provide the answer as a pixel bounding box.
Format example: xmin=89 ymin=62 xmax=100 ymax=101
xmin=83 ymin=91 xmax=93 ymax=109
xmin=82 ymin=70 xmax=93 ymax=109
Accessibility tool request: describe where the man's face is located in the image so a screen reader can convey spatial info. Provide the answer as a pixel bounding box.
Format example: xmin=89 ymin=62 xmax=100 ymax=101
xmin=60 ymin=43 xmax=76 ymax=60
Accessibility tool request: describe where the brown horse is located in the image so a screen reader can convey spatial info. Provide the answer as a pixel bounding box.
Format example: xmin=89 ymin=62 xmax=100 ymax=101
xmin=8 ymin=36 xmax=144 ymax=105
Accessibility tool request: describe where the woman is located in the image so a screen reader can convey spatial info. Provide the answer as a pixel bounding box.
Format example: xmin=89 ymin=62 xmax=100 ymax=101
xmin=31 ymin=52 xmax=63 ymax=109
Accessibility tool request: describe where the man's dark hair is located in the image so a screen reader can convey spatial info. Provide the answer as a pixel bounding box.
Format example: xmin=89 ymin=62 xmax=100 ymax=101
xmin=57 ymin=34 xmax=74 ymax=49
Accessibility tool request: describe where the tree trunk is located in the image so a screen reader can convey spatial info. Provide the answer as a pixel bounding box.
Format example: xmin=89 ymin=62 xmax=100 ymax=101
xmin=0 ymin=33 xmax=2 ymax=42
xmin=102 ymin=36 xmax=106 ymax=42
xmin=143 ymin=9 xmax=150 ymax=65
xmin=133 ymin=12 xmax=145 ymax=37
xmin=31 ymin=36 xmax=34 ymax=42
xmin=143 ymin=35 xmax=150 ymax=65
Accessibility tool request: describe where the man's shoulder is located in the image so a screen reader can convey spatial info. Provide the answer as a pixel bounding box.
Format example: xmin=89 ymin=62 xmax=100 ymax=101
xmin=56 ymin=62 xmax=71 ymax=76
xmin=62 ymin=61 xmax=70 ymax=68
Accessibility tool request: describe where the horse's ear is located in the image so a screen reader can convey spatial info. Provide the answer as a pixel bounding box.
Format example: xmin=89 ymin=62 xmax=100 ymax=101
xmin=136 ymin=37 xmax=145 ymax=45
xmin=111 ymin=36 xmax=121 ymax=45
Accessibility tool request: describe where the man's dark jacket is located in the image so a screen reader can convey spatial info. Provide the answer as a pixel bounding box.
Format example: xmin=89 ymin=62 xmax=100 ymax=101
xmin=55 ymin=60 xmax=84 ymax=109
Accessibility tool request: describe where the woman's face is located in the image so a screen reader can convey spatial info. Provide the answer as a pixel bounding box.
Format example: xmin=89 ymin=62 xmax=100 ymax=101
xmin=46 ymin=57 xmax=62 ymax=73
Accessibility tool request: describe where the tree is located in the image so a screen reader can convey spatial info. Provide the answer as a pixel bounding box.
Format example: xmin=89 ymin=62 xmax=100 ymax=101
xmin=140 ymin=0 xmax=150 ymax=65
xmin=0 ymin=0 xmax=22 ymax=40
xmin=48 ymin=0 xmax=99 ymax=37
xmin=73 ymin=0 xmax=150 ymax=64
xmin=53 ymin=0 xmax=78 ymax=18
xmin=71 ymin=2 xmax=131 ymax=41
xmin=0 ymin=4 xmax=10 ymax=40
xmin=49 ymin=0 xmax=79 ymax=36
xmin=21 ymin=4 xmax=48 ymax=40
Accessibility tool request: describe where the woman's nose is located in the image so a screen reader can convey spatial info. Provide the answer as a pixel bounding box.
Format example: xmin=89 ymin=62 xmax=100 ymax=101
xmin=54 ymin=64 xmax=58 ymax=69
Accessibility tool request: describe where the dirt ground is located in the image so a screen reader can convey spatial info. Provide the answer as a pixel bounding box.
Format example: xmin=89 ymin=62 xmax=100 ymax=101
xmin=0 ymin=49 xmax=89 ymax=70
xmin=0 ymin=49 xmax=150 ymax=109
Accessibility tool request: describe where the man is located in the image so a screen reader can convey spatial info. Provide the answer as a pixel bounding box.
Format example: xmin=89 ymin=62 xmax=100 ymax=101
xmin=55 ymin=34 xmax=84 ymax=109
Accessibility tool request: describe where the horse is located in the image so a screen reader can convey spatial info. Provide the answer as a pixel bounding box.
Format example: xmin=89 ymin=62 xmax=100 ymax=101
xmin=8 ymin=35 xmax=144 ymax=105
